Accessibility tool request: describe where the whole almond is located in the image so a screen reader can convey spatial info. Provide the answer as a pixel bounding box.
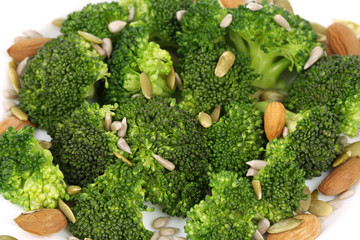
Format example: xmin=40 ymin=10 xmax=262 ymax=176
xmin=264 ymin=102 xmax=286 ymax=141
xmin=7 ymin=38 xmax=51 ymax=62
xmin=14 ymin=209 xmax=67 ymax=236
xmin=218 ymin=0 xmax=245 ymax=8
xmin=326 ymin=23 xmax=360 ymax=56
xmin=0 ymin=116 xmax=35 ymax=135
xmin=319 ymin=156 xmax=360 ymax=195
xmin=267 ymin=214 xmax=321 ymax=240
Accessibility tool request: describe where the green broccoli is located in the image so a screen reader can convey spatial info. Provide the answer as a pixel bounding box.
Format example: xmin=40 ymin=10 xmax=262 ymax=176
xmin=51 ymin=102 xmax=119 ymax=186
xmin=113 ymin=96 xmax=210 ymax=217
xmin=102 ymin=21 xmax=175 ymax=104
xmin=0 ymin=126 xmax=68 ymax=211
xmin=69 ymin=161 xmax=153 ymax=240
xmin=178 ymin=44 xmax=259 ymax=114
xmin=185 ymin=171 xmax=258 ymax=240
xmin=19 ymin=33 xmax=109 ymax=134
xmin=207 ymin=101 xmax=266 ymax=175
xmin=256 ymin=102 xmax=341 ymax=179
xmin=285 ymin=55 xmax=360 ymax=138
xmin=61 ymin=1 xmax=129 ymax=40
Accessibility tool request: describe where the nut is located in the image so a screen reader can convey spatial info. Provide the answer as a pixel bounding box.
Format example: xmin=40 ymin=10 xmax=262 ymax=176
xmin=267 ymin=214 xmax=321 ymax=240
xmin=264 ymin=102 xmax=286 ymax=141
xmin=7 ymin=38 xmax=51 ymax=62
xmin=319 ymin=156 xmax=360 ymax=195
xmin=0 ymin=116 xmax=35 ymax=135
xmin=218 ymin=0 xmax=245 ymax=8
xmin=326 ymin=23 xmax=360 ymax=56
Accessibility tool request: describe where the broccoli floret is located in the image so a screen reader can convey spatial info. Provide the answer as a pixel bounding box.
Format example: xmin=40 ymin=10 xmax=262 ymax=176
xmin=51 ymin=102 xmax=119 ymax=186
xmin=19 ymin=33 xmax=109 ymax=134
xmin=61 ymin=1 xmax=129 ymax=40
xmin=207 ymin=101 xmax=266 ymax=175
xmin=113 ymin=96 xmax=210 ymax=217
xmin=256 ymin=102 xmax=341 ymax=179
xmin=185 ymin=171 xmax=258 ymax=240
xmin=178 ymin=44 xmax=259 ymax=114
xmin=69 ymin=161 xmax=153 ymax=240
xmin=102 ymin=21 xmax=174 ymax=104
xmin=0 ymin=126 xmax=68 ymax=211
xmin=254 ymin=139 xmax=307 ymax=222
xmin=178 ymin=0 xmax=319 ymax=90
xmin=285 ymin=55 xmax=360 ymax=138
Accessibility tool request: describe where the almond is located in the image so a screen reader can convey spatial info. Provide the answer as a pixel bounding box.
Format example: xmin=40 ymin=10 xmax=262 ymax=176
xmin=267 ymin=214 xmax=321 ymax=240
xmin=326 ymin=23 xmax=360 ymax=56
xmin=0 ymin=116 xmax=35 ymax=135
xmin=7 ymin=38 xmax=51 ymax=62
xmin=319 ymin=156 xmax=360 ymax=195
xmin=218 ymin=0 xmax=245 ymax=8
xmin=14 ymin=209 xmax=67 ymax=236
xmin=264 ymin=102 xmax=286 ymax=141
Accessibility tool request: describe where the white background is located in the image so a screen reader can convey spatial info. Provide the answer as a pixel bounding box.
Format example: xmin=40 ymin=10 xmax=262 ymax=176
xmin=0 ymin=0 xmax=359 ymax=239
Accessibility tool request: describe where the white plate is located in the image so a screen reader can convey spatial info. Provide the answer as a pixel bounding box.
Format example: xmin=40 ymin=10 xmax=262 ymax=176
xmin=0 ymin=0 xmax=359 ymax=239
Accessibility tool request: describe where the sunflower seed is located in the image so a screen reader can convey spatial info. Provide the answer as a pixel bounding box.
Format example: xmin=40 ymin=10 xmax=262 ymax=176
xmin=52 ymin=18 xmax=65 ymax=27
xmin=111 ymin=121 xmax=123 ymax=131
xmin=11 ymin=106 xmax=28 ymax=121
xmin=176 ymin=10 xmax=186 ymax=22
xmin=59 ymin=198 xmax=76 ymax=223
xmin=114 ymin=152 xmax=132 ymax=166
xmin=246 ymin=3 xmax=263 ymax=11
xmin=131 ymin=93 xmax=141 ymax=98
xmin=166 ymin=66 xmax=175 ymax=90
xmin=16 ymin=57 xmax=28 ymax=77
xmin=3 ymin=101 xmax=17 ymax=111
xmin=92 ymin=43 xmax=106 ymax=58
xmin=274 ymin=14 xmax=291 ymax=31
xmin=78 ymin=31 xmax=103 ymax=44
xmin=257 ymin=218 xmax=270 ymax=235
xmin=108 ymin=20 xmax=127 ymax=33
xmin=246 ymin=160 xmax=267 ymax=170
xmin=118 ymin=117 xmax=128 ymax=138
xmin=252 ymin=179 xmax=262 ymax=200
xmin=175 ymin=72 xmax=183 ymax=91
xmin=253 ymin=230 xmax=264 ymax=240
xmin=318 ymin=216 xmax=327 ymax=223
xmin=159 ymin=227 xmax=179 ymax=236
xmin=14 ymin=36 xmax=30 ymax=42
xmin=0 ymin=235 xmax=18 ymax=240
xmin=327 ymin=199 xmax=341 ymax=209
xmin=22 ymin=30 xmax=42 ymax=39
xmin=217 ymin=0 xmax=225 ymax=8
xmin=336 ymin=189 xmax=355 ymax=200
xmin=105 ymin=112 xmax=112 ymax=131
xmin=150 ymin=232 xmax=160 ymax=240
xmin=339 ymin=136 xmax=349 ymax=148
xmin=246 ymin=168 xmax=259 ymax=176
xmin=3 ymin=89 xmax=18 ymax=99
xmin=215 ymin=51 xmax=235 ymax=78
xmin=38 ymin=140 xmax=53 ymax=150
xmin=8 ymin=68 xmax=20 ymax=93
xmin=140 ymin=72 xmax=153 ymax=99
xmin=210 ymin=106 xmax=221 ymax=122
xmin=153 ymin=154 xmax=175 ymax=171
xmin=198 ymin=112 xmax=212 ymax=128
xmin=21 ymin=209 xmax=41 ymax=215
xmin=220 ymin=14 xmax=233 ymax=28
xmin=304 ymin=46 xmax=323 ymax=70
xmin=127 ymin=6 xmax=135 ymax=22
xmin=101 ymin=38 xmax=113 ymax=58
xmin=117 ymin=138 xmax=132 ymax=154
xmin=308 ymin=199 xmax=333 ymax=217
xmin=267 ymin=218 xmax=303 ymax=234
xmin=173 ymin=237 xmax=187 ymax=240
xmin=4 ymin=111 xmax=14 ymax=119
xmin=158 ymin=237 xmax=170 ymax=240
xmin=66 ymin=185 xmax=82 ymax=196
xmin=152 ymin=217 xmax=170 ymax=229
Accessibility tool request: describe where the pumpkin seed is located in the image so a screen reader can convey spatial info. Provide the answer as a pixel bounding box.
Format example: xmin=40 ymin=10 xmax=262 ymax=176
xmin=111 ymin=121 xmax=122 ymax=131
xmin=334 ymin=141 xmax=360 ymax=167
xmin=252 ymin=179 xmax=262 ymax=200
xmin=91 ymin=43 xmax=106 ymax=58
xmin=17 ymin=57 xmax=28 ymax=77
xmin=217 ymin=0 xmax=225 ymax=8
xmin=246 ymin=167 xmax=259 ymax=177
xmin=311 ymin=189 xmax=319 ymax=201
xmin=327 ymin=199 xmax=341 ymax=209
xmin=108 ymin=20 xmax=127 ymax=33
xmin=3 ymin=101 xmax=17 ymax=111
xmin=0 ymin=236 xmax=17 ymax=240
xmin=101 ymin=38 xmax=113 ymax=58
xmin=296 ymin=186 xmax=311 ymax=214
xmin=153 ymin=154 xmax=175 ymax=171
xmin=274 ymin=14 xmax=291 ymax=31
xmin=117 ymin=138 xmax=132 ymax=154
xmin=175 ymin=72 xmax=183 ymax=91
xmin=257 ymin=218 xmax=270 ymax=235
xmin=104 ymin=112 xmax=112 ymax=131
xmin=152 ymin=217 xmax=170 ymax=229
xmin=198 ymin=112 xmax=212 ymax=128
xmin=210 ymin=106 xmax=221 ymax=122
xmin=22 ymin=30 xmax=42 ymax=39
xmin=333 ymin=19 xmax=360 ymax=35
xmin=8 ymin=68 xmax=20 ymax=93
xmin=267 ymin=218 xmax=303 ymax=234
xmin=215 ymin=51 xmax=235 ymax=78
xmin=114 ymin=152 xmax=132 ymax=166
xmin=246 ymin=160 xmax=267 ymax=170
xmin=78 ymin=31 xmax=103 ymax=44
xmin=304 ymin=46 xmax=323 ymax=70
xmin=176 ymin=10 xmax=186 ymax=22
xmin=166 ymin=66 xmax=175 ymax=90
xmin=310 ymin=22 xmax=327 ymax=35
xmin=59 ymin=198 xmax=76 ymax=223
xmin=273 ymin=0 xmax=293 ymax=13
xmin=336 ymin=189 xmax=355 ymax=200
xmin=260 ymin=90 xmax=286 ymax=102
xmin=333 ymin=150 xmax=352 ymax=167
xmin=159 ymin=227 xmax=179 ymax=236
xmin=11 ymin=106 xmax=28 ymax=121
xmin=66 ymin=185 xmax=82 ymax=196
xmin=150 ymin=231 xmax=159 ymax=240
xmin=140 ymin=72 xmax=153 ymax=99
xmin=52 ymin=18 xmax=65 ymax=27
xmin=118 ymin=117 xmax=128 ymax=138
xmin=308 ymin=199 xmax=333 ymax=217
xmin=253 ymin=230 xmax=264 ymax=240
xmin=8 ymin=60 xmax=17 ymax=69
xmin=220 ymin=14 xmax=233 ymax=28
xmin=38 ymin=140 xmax=53 ymax=150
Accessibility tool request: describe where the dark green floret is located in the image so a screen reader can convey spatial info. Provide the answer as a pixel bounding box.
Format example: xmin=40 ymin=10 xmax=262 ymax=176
xmin=51 ymin=102 xmax=118 ymax=186
xmin=19 ymin=33 xmax=109 ymax=134
xmin=285 ymin=55 xmax=360 ymax=138
xmin=0 ymin=126 xmax=68 ymax=211
xmin=69 ymin=161 xmax=153 ymax=240
xmin=207 ymin=101 xmax=266 ymax=175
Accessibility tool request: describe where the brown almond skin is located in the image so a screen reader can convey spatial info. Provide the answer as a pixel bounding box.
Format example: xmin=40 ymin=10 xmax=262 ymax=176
xmin=321 ymin=41 xmax=333 ymax=57
xmin=0 ymin=116 xmax=35 ymax=135
xmin=267 ymin=214 xmax=321 ymax=240
xmin=264 ymin=102 xmax=286 ymax=141
xmin=219 ymin=0 xmax=245 ymax=8
xmin=326 ymin=23 xmax=360 ymax=56
xmin=319 ymin=156 xmax=360 ymax=195
xmin=7 ymin=38 xmax=51 ymax=62
xmin=14 ymin=209 xmax=67 ymax=236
